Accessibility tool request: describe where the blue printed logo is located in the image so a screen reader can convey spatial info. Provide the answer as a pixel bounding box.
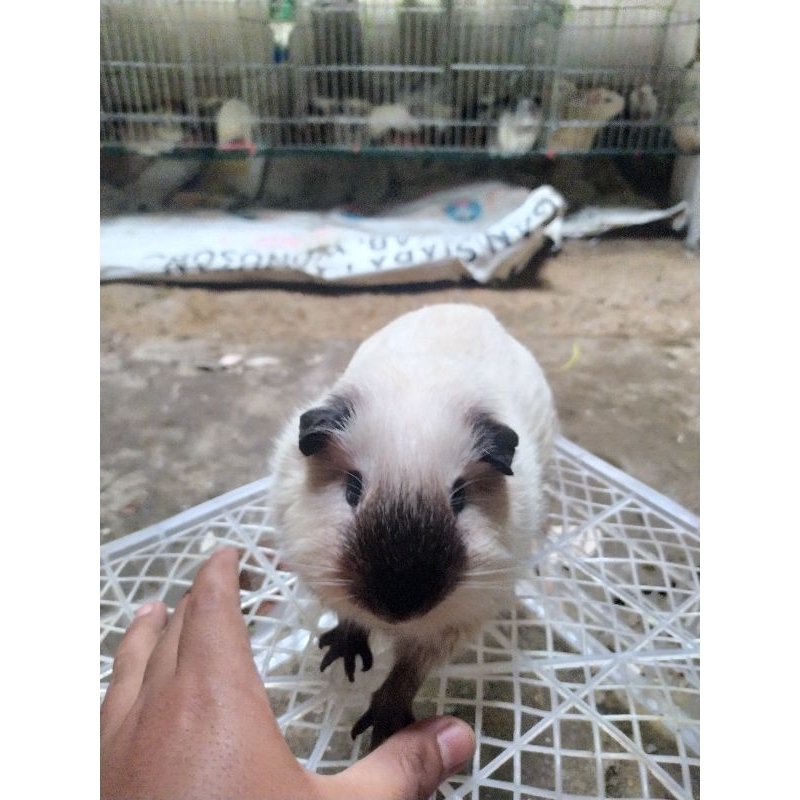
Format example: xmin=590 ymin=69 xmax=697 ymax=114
xmin=445 ymin=199 xmax=482 ymax=222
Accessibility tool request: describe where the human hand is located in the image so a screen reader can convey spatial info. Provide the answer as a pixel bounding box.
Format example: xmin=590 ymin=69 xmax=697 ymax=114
xmin=100 ymin=547 xmax=475 ymax=799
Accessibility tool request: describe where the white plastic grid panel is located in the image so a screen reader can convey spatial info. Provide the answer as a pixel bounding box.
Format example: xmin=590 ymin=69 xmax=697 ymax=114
xmin=100 ymin=436 xmax=699 ymax=799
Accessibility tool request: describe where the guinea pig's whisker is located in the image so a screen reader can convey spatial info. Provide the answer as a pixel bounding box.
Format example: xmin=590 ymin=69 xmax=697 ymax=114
xmin=457 ymin=582 xmax=515 ymax=592
xmin=460 ymin=575 xmax=517 ymax=585
xmin=459 ymin=488 xmax=501 ymax=502
xmin=328 ymin=467 xmax=360 ymax=479
xmin=302 ymin=580 xmax=351 ymax=589
xmin=292 ymin=573 xmax=350 ymax=585
xmin=462 ymin=566 xmax=519 ymax=578
xmin=464 ymin=568 xmax=517 ymax=576
xmin=449 ymin=475 xmax=494 ymax=497
xmin=278 ymin=569 xmax=351 ymax=587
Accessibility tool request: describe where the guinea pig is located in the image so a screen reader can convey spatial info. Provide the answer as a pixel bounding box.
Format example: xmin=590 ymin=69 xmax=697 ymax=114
xmin=546 ymin=86 xmax=626 ymax=153
xmin=494 ymin=98 xmax=543 ymax=156
xmin=268 ymin=304 xmax=558 ymax=749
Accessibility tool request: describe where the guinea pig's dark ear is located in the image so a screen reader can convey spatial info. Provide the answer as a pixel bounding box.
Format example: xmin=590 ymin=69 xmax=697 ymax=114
xmin=473 ymin=413 xmax=519 ymax=476
xmin=298 ymin=396 xmax=354 ymax=456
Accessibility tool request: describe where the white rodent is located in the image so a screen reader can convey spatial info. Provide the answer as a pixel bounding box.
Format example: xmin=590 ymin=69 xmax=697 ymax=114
xmin=269 ymin=304 xmax=558 ymax=749
xmin=493 ymin=99 xmax=543 ymax=156
xmin=627 ymin=84 xmax=659 ymax=121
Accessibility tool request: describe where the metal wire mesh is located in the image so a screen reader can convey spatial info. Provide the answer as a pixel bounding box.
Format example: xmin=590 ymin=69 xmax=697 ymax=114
xmin=100 ymin=0 xmax=700 ymax=156
xmin=100 ymin=436 xmax=699 ymax=799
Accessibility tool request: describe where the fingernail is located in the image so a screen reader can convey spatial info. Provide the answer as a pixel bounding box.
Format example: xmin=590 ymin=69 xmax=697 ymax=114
xmin=433 ymin=718 xmax=475 ymax=773
xmin=134 ymin=602 xmax=157 ymax=618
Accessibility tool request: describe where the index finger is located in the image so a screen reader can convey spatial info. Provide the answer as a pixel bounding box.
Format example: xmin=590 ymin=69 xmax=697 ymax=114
xmin=176 ymin=548 xmax=261 ymax=684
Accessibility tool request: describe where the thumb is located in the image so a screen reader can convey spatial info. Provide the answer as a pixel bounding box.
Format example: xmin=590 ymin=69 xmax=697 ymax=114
xmin=329 ymin=716 xmax=475 ymax=800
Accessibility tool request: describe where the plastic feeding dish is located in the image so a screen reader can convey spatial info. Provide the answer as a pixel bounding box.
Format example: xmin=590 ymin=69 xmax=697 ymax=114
xmin=100 ymin=436 xmax=699 ymax=799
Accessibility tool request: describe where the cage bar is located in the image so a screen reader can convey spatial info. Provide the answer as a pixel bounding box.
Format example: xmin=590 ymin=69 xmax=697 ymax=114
xmin=100 ymin=0 xmax=700 ymax=157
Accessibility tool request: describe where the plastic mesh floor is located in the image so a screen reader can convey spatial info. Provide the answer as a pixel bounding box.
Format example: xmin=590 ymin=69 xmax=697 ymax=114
xmin=100 ymin=437 xmax=699 ymax=799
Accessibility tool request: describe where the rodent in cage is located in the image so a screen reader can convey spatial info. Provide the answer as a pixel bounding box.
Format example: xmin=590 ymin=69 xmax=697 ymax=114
xmin=546 ymin=87 xmax=626 ymax=153
xmin=491 ymin=98 xmax=544 ymax=156
xmin=671 ymin=61 xmax=700 ymax=153
xmin=627 ymin=84 xmax=659 ymax=120
xmin=593 ymin=83 xmax=668 ymax=152
xmin=267 ymin=304 xmax=558 ymax=749
xmin=366 ymin=102 xmax=421 ymax=144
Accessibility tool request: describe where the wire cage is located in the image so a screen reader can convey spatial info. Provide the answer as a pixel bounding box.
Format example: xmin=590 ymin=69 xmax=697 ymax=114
xmin=100 ymin=0 xmax=700 ymax=157
xmin=100 ymin=436 xmax=700 ymax=799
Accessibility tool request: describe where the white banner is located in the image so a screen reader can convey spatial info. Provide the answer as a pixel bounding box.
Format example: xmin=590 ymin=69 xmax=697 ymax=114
xmin=100 ymin=183 xmax=566 ymax=285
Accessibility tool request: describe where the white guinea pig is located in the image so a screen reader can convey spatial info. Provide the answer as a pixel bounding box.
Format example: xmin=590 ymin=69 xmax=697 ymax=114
xmin=269 ymin=303 xmax=557 ymax=749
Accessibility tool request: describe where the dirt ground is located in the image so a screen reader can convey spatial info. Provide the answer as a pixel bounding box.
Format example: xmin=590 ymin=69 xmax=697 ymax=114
xmin=100 ymin=236 xmax=699 ymax=541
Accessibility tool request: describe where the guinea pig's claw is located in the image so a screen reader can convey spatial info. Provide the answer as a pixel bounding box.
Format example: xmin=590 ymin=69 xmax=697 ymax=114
xmin=319 ymin=622 xmax=373 ymax=682
xmin=351 ymin=702 xmax=415 ymax=749
xmin=351 ymin=707 xmax=374 ymax=740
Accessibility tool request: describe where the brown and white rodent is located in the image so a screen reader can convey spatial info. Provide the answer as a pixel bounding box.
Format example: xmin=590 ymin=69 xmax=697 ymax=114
xmin=546 ymin=86 xmax=626 ymax=153
xmin=269 ymin=304 xmax=558 ymax=749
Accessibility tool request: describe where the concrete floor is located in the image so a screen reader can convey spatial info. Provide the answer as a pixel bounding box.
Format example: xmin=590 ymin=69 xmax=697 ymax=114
xmin=100 ymin=236 xmax=699 ymax=542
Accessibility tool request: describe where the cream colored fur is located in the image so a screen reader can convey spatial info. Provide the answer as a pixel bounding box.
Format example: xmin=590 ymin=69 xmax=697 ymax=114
xmin=269 ymin=304 xmax=557 ymax=652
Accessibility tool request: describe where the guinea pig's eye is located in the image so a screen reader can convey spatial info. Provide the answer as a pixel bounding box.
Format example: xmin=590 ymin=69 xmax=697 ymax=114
xmin=450 ymin=478 xmax=467 ymax=514
xmin=345 ymin=471 xmax=363 ymax=508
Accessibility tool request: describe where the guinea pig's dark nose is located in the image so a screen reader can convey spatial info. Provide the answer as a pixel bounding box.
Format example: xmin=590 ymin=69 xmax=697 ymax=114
xmin=365 ymin=558 xmax=453 ymax=622
xmin=344 ymin=496 xmax=467 ymax=623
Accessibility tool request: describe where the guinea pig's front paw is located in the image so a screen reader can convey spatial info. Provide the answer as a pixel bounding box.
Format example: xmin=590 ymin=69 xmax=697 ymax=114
xmin=351 ymin=699 xmax=415 ymax=750
xmin=319 ymin=620 xmax=373 ymax=682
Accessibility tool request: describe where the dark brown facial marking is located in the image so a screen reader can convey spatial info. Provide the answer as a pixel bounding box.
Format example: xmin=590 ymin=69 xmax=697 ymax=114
xmin=472 ymin=412 xmax=519 ymax=476
xmin=298 ymin=395 xmax=354 ymax=456
xmin=342 ymin=492 xmax=467 ymax=623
